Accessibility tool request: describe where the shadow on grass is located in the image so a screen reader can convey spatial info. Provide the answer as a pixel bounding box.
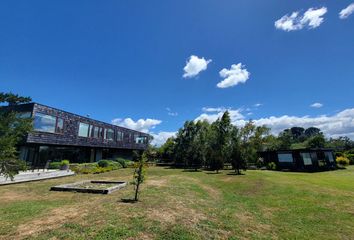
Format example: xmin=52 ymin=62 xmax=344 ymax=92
xmin=120 ymin=198 xmax=138 ymax=204
xmin=227 ymin=172 xmax=245 ymax=176
xmin=182 ymin=169 xmax=202 ymax=172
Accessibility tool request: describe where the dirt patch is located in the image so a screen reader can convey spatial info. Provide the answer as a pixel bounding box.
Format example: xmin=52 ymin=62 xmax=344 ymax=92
xmin=0 ymin=191 xmax=36 ymax=202
xmin=235 ymin=211 xmax=275 ymax=239
xmin=146 ymin=178 xmax=168 ymax=187
xmin=15 ymin=206 xmax=87 ymax=239
xmin=147 ymin=200 xmax=207 ymax=225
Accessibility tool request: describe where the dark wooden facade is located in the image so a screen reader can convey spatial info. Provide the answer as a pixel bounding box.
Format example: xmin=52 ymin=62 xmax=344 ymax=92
xmin=259 ymin=149 xmax=336 ymax=172
xmin=2 ymin=103 xmax=151 ymax=165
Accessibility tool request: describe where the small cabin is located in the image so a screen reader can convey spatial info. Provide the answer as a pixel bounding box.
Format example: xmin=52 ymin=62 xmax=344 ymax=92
xmin=259 ymin=149 xmax=336 ymax=172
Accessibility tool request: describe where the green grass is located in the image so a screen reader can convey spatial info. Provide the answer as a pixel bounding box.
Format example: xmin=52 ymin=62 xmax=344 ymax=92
xmin=0 ymin=166 xmax=353 ymax=240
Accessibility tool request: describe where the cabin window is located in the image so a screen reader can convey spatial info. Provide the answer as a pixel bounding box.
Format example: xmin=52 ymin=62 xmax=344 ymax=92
xmin=92 ymin=126 xmax=99 ymax=138
xmin=56 ymin=118 xmax=64 ymax=134
xmin=78 ymin=122 xmax=90 ymax=137
xmin=99 ymin=127 xmax=104 ymax=139
xmin=324 ymin=151 xmax=334 ymax=162
xmin=117 ymin=131 xmax=124 ymax=141
xmin=16 ymin=112 xmax=32 ymax=118
xmin=135 ymin=136 xmax=147 ymax=144
xmin=301 ymin=152 xmax=312 ymax=165
xmin=106 ymin=129 xmax=114 ymax=141
xmin=278 ymin=153 xmax=293 ymax=163
xmin=34 ymin=113 xmax=57 ymax=133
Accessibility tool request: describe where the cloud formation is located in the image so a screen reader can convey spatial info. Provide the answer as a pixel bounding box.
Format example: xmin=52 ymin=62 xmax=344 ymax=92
xmin=216 ymin=63 xmax=250 ymax=88
xmin=111 ymin=118 xmax=162 ymax=133
xmin=166 ymin=107 xmax=178 ymax=116
xmin=310 ymin=102 xmax=323 ymax=108
xmin=194 ymin=108 xmax=354 ymax=139
xmin=339 ymin=3 xmax=354 ymax=19
xmin=150 ymin=131 xmax=177 ymax=146
xmin=183 ymin=55 xmax=212 ymax=78
xmin=275 ymin=7 xmax=327 ymax=31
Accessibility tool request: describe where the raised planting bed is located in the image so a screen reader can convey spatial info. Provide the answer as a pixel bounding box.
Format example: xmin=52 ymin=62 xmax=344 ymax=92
xmin=50 ymin=180 xmax=127 ymax=194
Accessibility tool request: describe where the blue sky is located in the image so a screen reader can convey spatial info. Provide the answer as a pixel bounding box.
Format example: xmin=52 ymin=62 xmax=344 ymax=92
xmin=1 ymin=1 xmax=354 ymax=145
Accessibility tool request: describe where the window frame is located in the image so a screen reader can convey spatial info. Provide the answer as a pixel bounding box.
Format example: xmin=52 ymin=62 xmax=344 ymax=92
xmin=33 ymin=112 xmax=64 ymax=134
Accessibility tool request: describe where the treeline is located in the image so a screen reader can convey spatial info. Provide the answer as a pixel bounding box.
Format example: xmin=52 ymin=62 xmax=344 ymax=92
xmin=157 ymin=111 xmax=354 ymax=173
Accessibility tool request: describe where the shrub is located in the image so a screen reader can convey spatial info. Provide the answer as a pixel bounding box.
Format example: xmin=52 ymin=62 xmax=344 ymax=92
xmin=115 ymin=158 xmax=128 ymax=168
xmin=267 ymin=162 xmax=277 ymax=170
xmin=345 ymin=153 xmax=354 ymax=165
xmin=336 ymin=156 xmax=350 ymax=166
xmin=61 ymin=160 xmax=70 ymax=167
xmin=49 ymin=162 xmax=61 ymax=169
xmin=98 ymin=160 xmax=110 ymax=168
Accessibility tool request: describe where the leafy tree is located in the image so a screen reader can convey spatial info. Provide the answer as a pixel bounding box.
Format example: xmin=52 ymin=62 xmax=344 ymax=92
xmin=158 ymin=137 xmax=176 ymax=162
xmin=0 ymin=92 xmax=32 ymax=180
xmin=277 ymin=130 xmax=292 ymax=149
xmin=207 ymin=112 xmax=233 ymax=173
xmin=304 ymin=127 xmax=321 ymax=138
xmin=229 ymin=126 xmax=245 ymax=174
xmin=132 ymin=151 xmax=147 ymax=201
xmin=306 ymin=134 xmax=326 ymax=148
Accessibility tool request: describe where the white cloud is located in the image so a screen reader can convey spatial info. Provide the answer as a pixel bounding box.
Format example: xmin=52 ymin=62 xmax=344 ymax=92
xmin=254 ymin=103 xmax=262 ymax=107
xmin=150 ymin=131 xmax=177 ymax=146
xmin=194 ymin=108 xmax=354 ymax=139
xmin=196 ymin=108 xmax=245 ymax=123
xmin=111 ymin=118 xmax=162 ymax=133
xmin=275 ymin=7 xmax=327 ymax=31
xmin=166 ymin=107 xmax=178 ymax=116
xmin=216 ymin=63 xmax=250 ymax=88
xmin=339 ymin=3 xmax=354 ymax=19
xmin=310 ymin=102 xmax=323 ymax=108
xmin=183 ymin=55 xmax=212 ymax=78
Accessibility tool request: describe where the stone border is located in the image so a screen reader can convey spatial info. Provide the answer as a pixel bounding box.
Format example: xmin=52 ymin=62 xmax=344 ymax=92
xmin=50 ymin=180 xmax=127 ymax=194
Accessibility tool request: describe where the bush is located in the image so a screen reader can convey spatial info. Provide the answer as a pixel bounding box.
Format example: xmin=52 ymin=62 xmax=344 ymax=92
xmin=98 ymin=160 xmax=110 ymax=168
xmin=267 ymin=162 xmax=277 ymax=170
xmin=114 ymin=158 xmax=132 ymax=168
xmin=61 ymin=160 xmax=70 ymax=167
xmin=345 ymin=153 xmax=354 ymax=165
xmin=336 ymin=156 xmax=350 ymax=166
xmin=49 ymin=162 xmax=61 ymax=169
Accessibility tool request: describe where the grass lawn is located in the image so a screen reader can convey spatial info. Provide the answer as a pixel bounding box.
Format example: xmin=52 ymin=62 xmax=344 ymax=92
xmin=0 ymin=166 xmax=354 ymax=240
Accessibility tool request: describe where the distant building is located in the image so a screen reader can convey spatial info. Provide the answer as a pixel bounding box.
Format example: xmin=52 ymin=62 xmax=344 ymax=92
xmin=259 ymin=149 xmax=336 ymax=172
xmin=1 ymin=103 xmax=151 ymax=167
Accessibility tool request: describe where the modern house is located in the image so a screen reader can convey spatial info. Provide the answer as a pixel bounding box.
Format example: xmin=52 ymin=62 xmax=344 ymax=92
xmin=1 ymin=103 xmax=151 ymax=167
xmin=259 ymin=149 xmax=336 ymax=172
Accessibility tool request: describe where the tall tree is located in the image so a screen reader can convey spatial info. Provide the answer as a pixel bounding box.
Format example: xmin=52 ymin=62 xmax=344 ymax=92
xmin=0 ymin=92 xmax=32 ymax=180
xmin=229 ymin=126 xmax=245 ymax=174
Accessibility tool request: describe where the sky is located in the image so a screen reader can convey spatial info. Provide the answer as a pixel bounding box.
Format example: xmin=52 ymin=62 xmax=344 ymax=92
xmin=0 ymin=0 xmax=354 ymax=145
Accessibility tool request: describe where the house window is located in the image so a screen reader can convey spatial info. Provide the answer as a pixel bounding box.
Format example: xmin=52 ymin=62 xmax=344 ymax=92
xmin=16 ymin=112 xmax=32 ymax=119
xmin=92 ymin=126 xmax=99 ymax=138
xmin=34 ymin=113 xmax=57 ymax=133
xmin=301 ymin=152 xmax=312 ymax=165
xmin=117 ymin=131 xmax=124 ymax=141
xmin=278 ymin=153 xmax=293 ymax=163
xmin=78 ymin=122 xmax=90 ymax=137
xmin=135 ymin=135 xmax=147 ymax=144
xmin=106 ymin=129 xmax=114 ymax=141
xmin=99 ymin=127 xmax=104 ymax=139
xmin=324 ymin=151 xmax=334 ymax=162
xmin=56 ymin=118 xmax=64 ymax=134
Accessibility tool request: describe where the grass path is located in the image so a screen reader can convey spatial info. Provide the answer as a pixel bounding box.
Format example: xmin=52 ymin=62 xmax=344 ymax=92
xmin=0 ymin=166 xmax=353 ymax=239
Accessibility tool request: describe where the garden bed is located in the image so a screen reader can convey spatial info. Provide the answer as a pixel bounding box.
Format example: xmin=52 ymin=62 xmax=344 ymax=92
xmin=50 ymin=180 xmax=127 ymax=194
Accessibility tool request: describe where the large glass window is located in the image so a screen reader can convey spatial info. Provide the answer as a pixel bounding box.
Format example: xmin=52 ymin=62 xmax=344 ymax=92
xmin=117 ymin=131 xmax=124 ymax=141
xmin=135 ymin=135 xmax=147 ymax=144
xmin=325 ymin=151 xmax=334 ymax=162
xmin=34 ymin=113 xmax=56 ymax=133
xmin=56 ymin=118 xmax=64 ymax=134
xmin=16 ymin=112 xmax=32 ymax=119
xmin=99 ymin=127 xmax=104 ymax=139
xmin=106 ymin=129 xmax=114 ymax=141
xmin=78 ymin=122 xmax=90 ymax=137
xmin=92 ymin=126 xmax=99 ymax=138
xmin=278 ymin=153 xmax=293 ymax=163
xmin=301 ymin=152 xmax=312 ymax=166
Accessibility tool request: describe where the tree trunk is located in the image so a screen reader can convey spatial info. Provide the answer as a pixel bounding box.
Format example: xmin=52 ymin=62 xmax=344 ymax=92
xmin=134 ymin=182 xmax=140 ymax=201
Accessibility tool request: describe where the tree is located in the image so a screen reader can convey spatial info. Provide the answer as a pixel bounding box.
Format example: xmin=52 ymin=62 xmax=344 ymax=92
xmin=306 ymin=134 xmax=326 ymax=148
xmin=158 ymin=137 xmax=176 ymax=162
xmin=207 ymin=111 xmax=232 ymax=173
xmin=132 ymin=151 xmax=147 ymax=201
xmin=304 ymin=127 xmax=321 ymax=138
xmin=0 ymin=92 xmax=32 ymax=180
xmin=229 ymin=126 xmax=245 ymax=174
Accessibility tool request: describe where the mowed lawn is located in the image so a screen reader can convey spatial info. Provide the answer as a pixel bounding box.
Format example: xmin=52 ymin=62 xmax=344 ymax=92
xmin=1 ymin=166 xmax=354 ymax=240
